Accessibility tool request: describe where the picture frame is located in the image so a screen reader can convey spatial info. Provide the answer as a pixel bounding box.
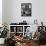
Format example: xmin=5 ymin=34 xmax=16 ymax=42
xmin=21 ymin=3 xmax=32 ymax=16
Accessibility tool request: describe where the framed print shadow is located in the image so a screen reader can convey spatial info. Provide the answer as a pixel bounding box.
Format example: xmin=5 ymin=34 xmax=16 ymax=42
xmin=21 ymin=3 xmax=32 ymax=17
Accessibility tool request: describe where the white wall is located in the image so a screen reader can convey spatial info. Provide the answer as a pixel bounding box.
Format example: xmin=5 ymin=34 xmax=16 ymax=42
xmin=2 ymin=0 xmax=46 ymax=26
xmin=0 ymin=0 xmax=2 ymax=27
xmin=32 ymin=0 xmax=46 ymax=26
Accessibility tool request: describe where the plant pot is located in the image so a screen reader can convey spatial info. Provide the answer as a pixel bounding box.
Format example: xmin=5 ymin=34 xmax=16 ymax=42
xmin=0 ymin=38 xmax=5 ymax=44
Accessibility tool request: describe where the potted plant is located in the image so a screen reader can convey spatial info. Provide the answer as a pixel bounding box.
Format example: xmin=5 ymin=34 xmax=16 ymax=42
xmin=0 ymin=23 xmax=9 ymax=44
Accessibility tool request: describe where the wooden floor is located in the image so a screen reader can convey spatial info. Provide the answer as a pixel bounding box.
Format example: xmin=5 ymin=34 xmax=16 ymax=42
xmin=0 ymin=44 xmax=46 ymax=46
xmin=31 ymin=40 xmax=46 ymax=46
xmin=40 ymin=45 xmax=46 ymax=46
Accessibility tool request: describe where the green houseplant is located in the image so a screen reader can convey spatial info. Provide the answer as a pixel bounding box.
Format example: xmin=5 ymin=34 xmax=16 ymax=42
xmin=0 ymin=23 xmax=9 ymax=44
xmin=0 ymin=23 xmax=9 ymax=38
xmin=0 ymin=27 xmax=8 ymax=38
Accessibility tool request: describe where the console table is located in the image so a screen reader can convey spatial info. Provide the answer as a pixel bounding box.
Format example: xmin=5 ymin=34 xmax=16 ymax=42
xmin=9 ymin=25 xmax=31 ymax=37
xmin=9 ymin=24 xmax=37 ymax=38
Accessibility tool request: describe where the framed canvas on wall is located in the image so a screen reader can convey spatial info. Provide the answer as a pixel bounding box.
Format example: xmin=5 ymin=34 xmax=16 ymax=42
xmin=21 ymin=3 xmax=32 ymax=17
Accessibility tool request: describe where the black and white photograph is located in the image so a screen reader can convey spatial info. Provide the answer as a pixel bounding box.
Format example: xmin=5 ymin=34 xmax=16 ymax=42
xmin=21 ymin=3 xmax=32 ymax=16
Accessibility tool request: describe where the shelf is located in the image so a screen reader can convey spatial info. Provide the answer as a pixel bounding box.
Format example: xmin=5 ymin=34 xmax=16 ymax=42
xmin=10 ymin=32 xmax=23 ymax=33
xmin=9 ymin=25 xmax=31 ymax=26
xmin=10 ymin=32 xmax=15 ymax=33
xmin=9 ymin=25 xmax=31 ymax=36
xmin=16 ymin=32 xmax=23 ymax=33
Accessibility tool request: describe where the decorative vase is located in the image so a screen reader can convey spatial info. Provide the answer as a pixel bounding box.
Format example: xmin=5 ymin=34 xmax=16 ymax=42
xmin=0 ymin=38 xmax=5 ymax=44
